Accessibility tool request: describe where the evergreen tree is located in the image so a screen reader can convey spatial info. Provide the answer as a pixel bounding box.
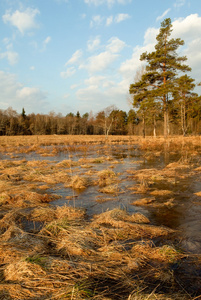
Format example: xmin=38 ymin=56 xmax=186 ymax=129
xmin=130 ymin=18 xmax=191 ymax=137
xmin=21 ymin=107 xmax=26 ymax=119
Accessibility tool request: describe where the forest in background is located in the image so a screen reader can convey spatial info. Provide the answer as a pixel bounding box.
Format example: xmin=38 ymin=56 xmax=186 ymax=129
xmin=1 ymin=103 xmax=201 ymax=136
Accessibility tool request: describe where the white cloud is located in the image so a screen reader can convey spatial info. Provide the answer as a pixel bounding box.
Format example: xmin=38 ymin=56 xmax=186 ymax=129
xmin=81 ymin=13 xmax=87 ymax=19
xmin=174 ymin=0 xmax=185 ymax=8
xmin=90 ymin=13 xmax=130 ymax=28
xmin=70 ymin=84 xmax=79 ymax=89
xmin=0 ymin=71 xmax=47 ymax=113
xmin=63 ymin=93 xmax=70 ymax=99
xmin=16 ymin=87 xmax=40 ymax=98
xmin=87 ymin=36 xmax=101 ymax=51
xmin=44 ymin=36 xmax=51 ymax=45
xmin=76 ymin=77 xmax=128 ymax=113
xmin=30 ymin=66 xmax=35 ymax=71
xmin=172 ymin=14 xmax=201 ymax=41
xmin=60 ymin=67 xmax=76 ymax=78
xmin=90 ymin=15 xmax=104 ymax=27
xmin=2 ymin=7 xmax=40 ymax=34
xmin=55 ymin=0 xmax=69 ymax=3
xmin=0 ymin=50 xmax=19 ymax=65
xmin=41 ymin=36 xmax=51 ymax=51
xmin=156 ymin=8 xmax=171 ymax=22
xmin=65 ymin=49 xmax=83 ymax=65
xmin=61 ymin=50 xmax=82 ymax=79
xmin=106 ymin=37 xmax=126 ymax=53
xmin=81 ymin=51 xmax=119 ymax=73
xmin=144 ymin=27 xmax=159 ymax=45
xmin=172 ymin=14 xmax=201 ymax=81
xmin=84 ymin=75 xmax=105 ymax=87
xmin=84 ymin=0 xmax=131 ymax=7
xmin=0 ymin=42 xmax=19 ymax=65
xmin=106 ymin=16 xmax=113 ymax=26
xmin=115 ymin=13 xmax=130 ymax=23
xmin=80 ymin=37 xmax=125 ymax=73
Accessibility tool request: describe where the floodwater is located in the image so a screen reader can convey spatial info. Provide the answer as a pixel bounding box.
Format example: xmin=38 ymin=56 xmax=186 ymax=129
xmin=3 ymin=144 xmax=201 ymax=254
xmin=2 ymin=142 xmax=201 ymax=296
xmin=38 ymin=145 xmax=201 ymax=253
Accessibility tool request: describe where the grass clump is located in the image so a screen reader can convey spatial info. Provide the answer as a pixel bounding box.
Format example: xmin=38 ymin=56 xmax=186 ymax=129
xmin=66 ymin=175 xmax=91 ymax=189
xmin=150 ymin=189 xmax=174 ymax=197
xmin=97 ymin=169 xmax=117 ymax=187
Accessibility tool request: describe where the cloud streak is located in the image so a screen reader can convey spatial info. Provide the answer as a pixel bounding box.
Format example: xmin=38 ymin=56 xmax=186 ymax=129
xmin=156 ymin=8 xmax=171 ymax=22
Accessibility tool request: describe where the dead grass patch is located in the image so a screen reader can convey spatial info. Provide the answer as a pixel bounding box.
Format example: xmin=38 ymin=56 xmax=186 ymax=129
xmin=132 ymin=197 xmax=156 ymax=206
xmin=165 ymin=161 xmax=190 ymax=169
xmin=150 ymin=189 xmax=174 ymax=197
xmin=66 ymin=175 xmax=91 ymax=189
xmin=96 ymin=169 xmax=117 ymax=187
xmin=91 ymin=209 xmax=173 ymax=240
xmin=28 ymin=206 xmax=56 ymax=222
xmin=55 ymin=205 xmax=86 ymax=220
xmin=99 ymin=184 xmax=119 ymax=194
xmin=194 ymin=191 xmax=201 ymax=196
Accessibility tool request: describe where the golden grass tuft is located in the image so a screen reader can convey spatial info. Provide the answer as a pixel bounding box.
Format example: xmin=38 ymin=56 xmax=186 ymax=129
xmin=150 ymin=189 xmax=174 ymax=196
xmin=66 ymin=175 xmax=91 ymax=189
xmin=194 ymin=191 xmax=201 ymax=196
xmin=4 ymin=260 xmax=46 ymax=282
xmin=56 ymin=227 xmax=98 ymax=257
xmin=99 ymin=184 xmax=119 ymax=194
xmin=55 ymin=205 xmax=86 ymax=220
xmin=130 ymin=212 xmax=150 ymax=224
xmin=91 ymin=209 xmax=174 ymax=243
xmin=97 ymin=169 xmax=117 ymax=187
xmin=29 ymin=206 xmax=56 ymax=222
xmin=132 ymin=197 xmax=156 ymax=206
xmin=0 ymin=192 xmax=12 ymax=205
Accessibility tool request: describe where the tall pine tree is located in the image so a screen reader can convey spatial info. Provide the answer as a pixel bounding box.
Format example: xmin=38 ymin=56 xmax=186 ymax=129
xmin=130 ymin=18 xmax=191 ymax=137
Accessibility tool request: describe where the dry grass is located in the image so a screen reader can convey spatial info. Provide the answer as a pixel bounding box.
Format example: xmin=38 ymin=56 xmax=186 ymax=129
xmin=66 ymin=175 xmax=91 ymax=189
xmin=150 ymin=189 xmax=174 ymax=197
xmin=0 ymin=204 xmax=197 ymax=300
xmin=96 ymin=169 xmax=117 ymax=187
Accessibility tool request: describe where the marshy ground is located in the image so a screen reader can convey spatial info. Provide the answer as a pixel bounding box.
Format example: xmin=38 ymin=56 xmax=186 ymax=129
xmin=0 ymin=135 xmax=201 ymax=299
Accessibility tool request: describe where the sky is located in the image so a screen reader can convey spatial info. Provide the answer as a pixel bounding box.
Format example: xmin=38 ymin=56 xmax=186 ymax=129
xmin=0 ymin=0 xmax=201 ymax=116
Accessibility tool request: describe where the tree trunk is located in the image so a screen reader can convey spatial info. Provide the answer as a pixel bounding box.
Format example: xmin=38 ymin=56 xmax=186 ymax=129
xmin=164 ymin=100 xmax=168 ymax=138
xmin=142 ymin=114 xmax=145 ymax=138
xmin=153 ymin=115 xmax=156 ymax=137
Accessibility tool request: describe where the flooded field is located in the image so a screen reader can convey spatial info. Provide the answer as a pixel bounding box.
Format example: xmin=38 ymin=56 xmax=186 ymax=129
xmin=0 ymin=135 xmax=201 ymax=299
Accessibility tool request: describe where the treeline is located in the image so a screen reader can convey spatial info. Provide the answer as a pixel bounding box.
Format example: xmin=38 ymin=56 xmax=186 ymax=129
xmin=0 ymin=106 xmax=135 ymax=136
xmin=1 ymin=104 xmax=201 ymax=136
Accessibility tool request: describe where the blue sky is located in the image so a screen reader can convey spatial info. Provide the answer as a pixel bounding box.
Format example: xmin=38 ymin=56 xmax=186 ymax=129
xmin=0 ymin=0 xmax=201 ymax=116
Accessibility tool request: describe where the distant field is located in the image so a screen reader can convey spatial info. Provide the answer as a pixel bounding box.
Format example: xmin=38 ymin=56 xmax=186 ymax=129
xmin=0 ymin=133 xmax=201 ymax=145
